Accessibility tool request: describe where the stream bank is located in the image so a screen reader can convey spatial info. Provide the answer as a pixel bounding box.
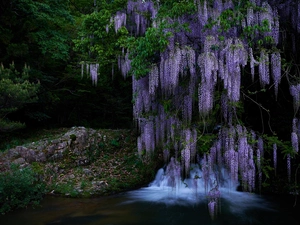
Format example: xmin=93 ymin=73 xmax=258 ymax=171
xmin=0 ymin=127 xmax=161 ymax=198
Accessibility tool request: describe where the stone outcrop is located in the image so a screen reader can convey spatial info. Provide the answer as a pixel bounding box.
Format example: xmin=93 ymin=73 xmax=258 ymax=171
xmin=0 ymin=127 xmax=100 ymax=170
xmin=0 ymin=127 xmax=146 ymax=197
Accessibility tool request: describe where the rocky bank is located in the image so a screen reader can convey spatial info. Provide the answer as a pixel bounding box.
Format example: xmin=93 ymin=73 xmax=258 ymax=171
xmin=0 ymin=127 xmax=158 ymax=197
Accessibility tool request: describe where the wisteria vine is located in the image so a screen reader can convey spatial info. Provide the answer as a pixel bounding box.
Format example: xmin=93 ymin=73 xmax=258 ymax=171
xmin=101 ymin=0 xmax=300 ymax=219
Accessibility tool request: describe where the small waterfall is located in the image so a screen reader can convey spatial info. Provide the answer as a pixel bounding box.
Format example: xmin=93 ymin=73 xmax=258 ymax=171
xmin=127 ymin=159 xmax=267 ymax=219
xmin=147 ymin=161 xmax=238 ymax=203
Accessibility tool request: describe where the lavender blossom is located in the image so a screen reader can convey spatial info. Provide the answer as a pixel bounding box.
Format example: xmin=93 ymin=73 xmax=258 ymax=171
xmin=114 ymin=11 xmax=127 ymax=33
xmin=257 ymin=148 xmax=262 ymax=192
xmin=89 ymin=63 xmax=99 ymax=86
xmin=208 ymin=200 xmax=217 ymax=220
xmin=149 ymin=65 xmax=159 ymax=95
xmin=287 ymin=154 xmax=291 ymax=182
xmin=291 ymin=132 xmax=299 ymax=153
xmin=271 ymin=52 xmax=281 ymax=98
xmin=290 ymin=84 xmax=300 ymax=113
xmin=259 ymin=50 xmax=270 ymax=87
xmin=273 ymin=143 xmax=277 ymax=175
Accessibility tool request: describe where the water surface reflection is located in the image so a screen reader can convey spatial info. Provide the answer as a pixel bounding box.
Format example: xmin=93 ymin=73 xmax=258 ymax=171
xmin=0 ymin=190 xmax=299 ymax=225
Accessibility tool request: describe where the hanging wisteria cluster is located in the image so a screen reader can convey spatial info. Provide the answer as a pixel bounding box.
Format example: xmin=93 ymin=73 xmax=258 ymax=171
xmin=104 ymin=0 xmax=300 ymax=219
xmin=108 ymin=0 xmax=157 ymax=36
xmin=81 ymin=62 xmax=99 ymax=86
xmin=200 ymin=125 xmax=257 ymax=193
xmin=291 ymin=118 xmax=300 ymax=153
xmin=114 ymin=0 xmax=283 ymax=170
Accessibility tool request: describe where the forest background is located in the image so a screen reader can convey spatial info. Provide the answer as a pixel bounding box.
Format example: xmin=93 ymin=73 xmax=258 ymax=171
xmin=0 ymin=0 xmax=133 ymax=136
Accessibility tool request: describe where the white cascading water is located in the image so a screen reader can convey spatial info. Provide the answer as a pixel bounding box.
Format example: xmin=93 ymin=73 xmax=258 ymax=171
xmin=127 ymin=158 xmax=270 ymax=218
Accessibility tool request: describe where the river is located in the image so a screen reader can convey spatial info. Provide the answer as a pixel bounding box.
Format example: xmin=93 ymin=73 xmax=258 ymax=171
xmin=1 ymin=167 xmax=299 ymax=225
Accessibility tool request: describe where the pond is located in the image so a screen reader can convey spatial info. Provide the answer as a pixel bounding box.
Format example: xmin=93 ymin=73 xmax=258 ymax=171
xmin=1 ymin=168 xmax=299 ymax=225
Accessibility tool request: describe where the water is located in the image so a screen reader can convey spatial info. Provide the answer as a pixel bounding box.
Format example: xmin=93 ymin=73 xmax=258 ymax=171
xmin=0 ymin=167 xmax=299 ymax=225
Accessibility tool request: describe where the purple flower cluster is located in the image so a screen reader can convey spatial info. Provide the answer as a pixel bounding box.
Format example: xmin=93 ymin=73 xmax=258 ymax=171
xmin=197 ymin=50 xmax=218 ymax=115
xmin=219 ymin=38 xmax=247 ymax=102
xmin=201 ymin=154 xmax=210 ymax=193
xmin=195 ymin=0 xmax=208 ymax=26
xmin=137 ymin=118 xmax=156 ymax=155
xmin=166 ymin=157 xmax=181 ymax=188
xmin=271 ymin=52 xmax=281 ymax=98
xmin=183 ymin=95 xmax=193 ymax=125
xmin=258 ymin=137 xmax=264 ymax=158
xmin=126 ymin=0 xmax=157 ymax=35
xmin=287 ymin=154 xmax=291 ymax=182
xmin=291 ymin=132 xmax=299 ymax=153
xmin=114 ymin=11 xmax=127 ymax=33
xmin=291 ymin=117 xmax=300 ymax=153
xmin=249 ymin=48 xmax=258 ymax=82
xmin=272 ymin=9 xmax=279 ymax=45
xmin=118 ymin=50 xmax=131 ymax=78
xmin=246 ymin=6 xmax=255 ymax=27
xmin=273 ymin=143 xmax=277 ymax=175
xmin=81 ymin=63 xmax=99 ymax=86
xmin=257 ymin=147 xmax=262 ymax=192
xmin=207 ymin=185 xmax=220 ymax=220
xmin=181 ymin=129 xmax=192 ymax=176
xmin=259 ymin=50 xmax=270 ymax=88
xmin=216 ymin=125 xmax=258 ymax=192
xmin=259 ymin=2 xmax=274 ymax=38
xmin=290 ymin=84 xmax=300 ymax=113
xmin=90 ymin=63 xmax=99 ymax=86
xmin=149 ymin=65 xmax=159 ymax=95
xmin=208 ymin=200 xmax=217 ymax=220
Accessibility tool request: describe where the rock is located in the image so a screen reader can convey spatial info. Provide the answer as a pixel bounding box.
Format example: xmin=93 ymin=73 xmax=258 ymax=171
xmin=92 ymin=181 xmax=107 ymax=187
xmin=36 ymin=152 xmax=46 ymax=162
xmin=49 ymin=150 xmax=64 ymax=161
xmin=25 ymin=149 xmax=37 ymax=163
xmin=51 ymin=139 xmax=60 ymax=144
xmin=83 ymin=168 xmax=92 ymax=175
xmin=57 ymin=142 xmax=67 ymax=150
xmin=63 ymin=127 xmax=89 ymax=149
xmin=76 ymin=189 xmax=83 ymax=193
xmin=73 ymin=147 xmax=81 ymax=155
xmin=46 ymin=145 xmax=56 ymax=156
xmin=37 ymin=146 xmax=43 ymax=151
xmin=12 ymin=157 xmax=26 ymax=165
xmin=7 ymin=148 xmax=20 ymax=159
xmin=77 ymin=158 xmax=90 ymax=166
xmin=0 ymin=127 xmax=135 ymax=197
xmin=16 ymin=146 xmax=28 ymax=157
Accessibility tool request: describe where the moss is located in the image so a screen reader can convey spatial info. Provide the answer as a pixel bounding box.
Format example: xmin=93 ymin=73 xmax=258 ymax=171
xmin=69 ymin=134 xmax=77 ymax=141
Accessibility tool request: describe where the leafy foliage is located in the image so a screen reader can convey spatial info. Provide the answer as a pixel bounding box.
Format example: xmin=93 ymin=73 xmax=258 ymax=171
xmin=157 ymin=0 xmax=196 ymax=19
xmin=128 ymin=26 xmax=172 ymax=78
xmin=0 ymin=0 xmax=73 ymax=64
xmin=0 ymin=62 xmax=39 ymax=132
xmin=0 ymin=164 xmax=46 ymax=214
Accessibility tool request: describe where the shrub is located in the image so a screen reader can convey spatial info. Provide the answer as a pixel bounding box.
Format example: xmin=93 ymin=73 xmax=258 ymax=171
xmin=0 ymin=164 xmax=46 ymax=214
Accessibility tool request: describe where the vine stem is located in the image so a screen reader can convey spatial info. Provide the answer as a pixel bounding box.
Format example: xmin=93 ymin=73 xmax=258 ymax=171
xmin=241 ymin=91 xmax=275 ymax=135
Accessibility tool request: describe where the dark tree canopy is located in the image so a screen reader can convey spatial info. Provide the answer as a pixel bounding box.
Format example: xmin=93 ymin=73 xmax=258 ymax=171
xmin=0 ymin=0 xmax=133 ymax=131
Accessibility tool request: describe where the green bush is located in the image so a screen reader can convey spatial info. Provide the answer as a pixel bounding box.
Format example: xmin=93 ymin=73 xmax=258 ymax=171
xmin=0 ymin=164 xmax=46 ymax=214
xmin=0 ymin=63 xmax=40 ymax=133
